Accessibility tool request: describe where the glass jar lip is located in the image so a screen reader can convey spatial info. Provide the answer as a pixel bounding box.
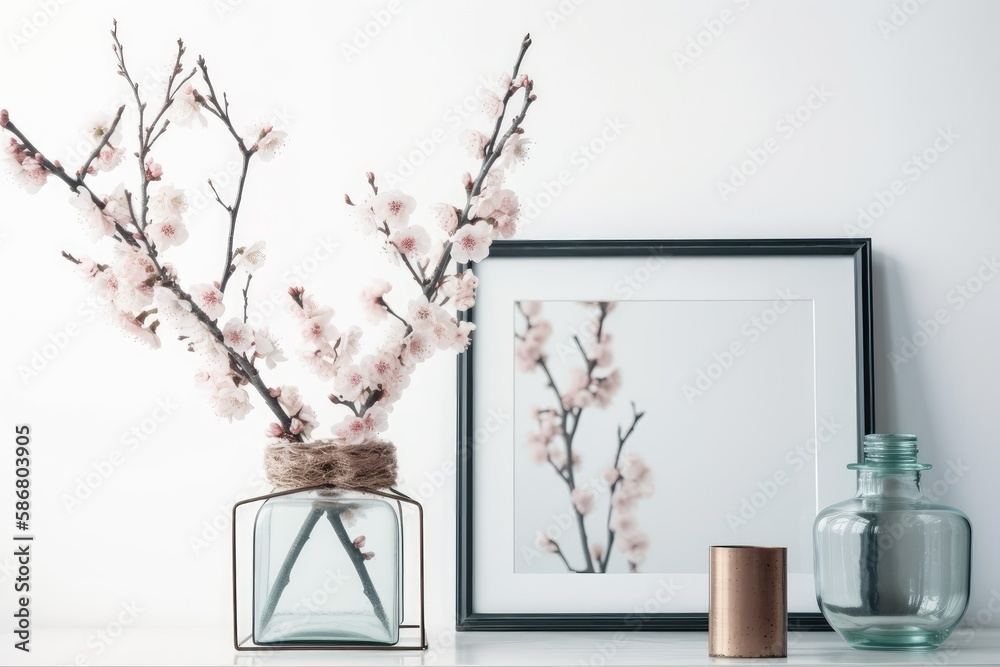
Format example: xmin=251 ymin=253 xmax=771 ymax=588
xmin=848 ymin=461 xmax=932 ymax=471
xmin=850 ymin=432 xmax=932 ymax=470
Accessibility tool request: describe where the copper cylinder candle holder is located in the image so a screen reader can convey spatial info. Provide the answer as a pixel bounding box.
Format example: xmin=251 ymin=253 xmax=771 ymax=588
xmin=709 ymin=546 xmax=787 ymax=658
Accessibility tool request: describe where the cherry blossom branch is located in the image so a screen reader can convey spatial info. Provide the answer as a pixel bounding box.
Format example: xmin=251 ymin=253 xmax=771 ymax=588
xmin=77 ymin=106 xmax=126 ymax=184
xmin=2 ymin=113 xmax=140 ymax=248
xmin=422 ymin=34 xmax=535 ymax=303
xmin=549 ymin=540 xmax=583 ymax=574
xmin=599 ymin=403 xmax=644 ymax=573
xmin=193 ymin=56 xmax=256 ymax=294
xmin=242 ymin=274 xmax=252 ymax=324
xmin=516 ymin=303 xmax=594 ymax=573
xmin=12 ymin=25 xmax=300 ymax=440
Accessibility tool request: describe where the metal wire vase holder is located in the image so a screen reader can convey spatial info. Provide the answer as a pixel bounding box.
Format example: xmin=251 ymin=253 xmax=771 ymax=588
xmin=232 ymin=484 xmax=427 ymax=651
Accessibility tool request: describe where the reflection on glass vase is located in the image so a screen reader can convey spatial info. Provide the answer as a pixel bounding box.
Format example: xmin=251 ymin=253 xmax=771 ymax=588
xmin=253 ymin=488 xmax=401 ymax=645
xmin=813 ymin=434 xmax=972 ymax=650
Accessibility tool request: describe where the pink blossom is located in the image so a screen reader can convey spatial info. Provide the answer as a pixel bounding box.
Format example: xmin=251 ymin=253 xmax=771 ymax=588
xmin=147 ymin=219 xmax=189 ymax=250
xmin=16 ymin=155 xmax=48 ymax=193
xmin=371 ymin=189 xmax=415 ymax=229
xmin=300 ymin=306 xmax=338 ymax=352
xmin=524 ymin=319 xmax=551 ymax=346
xmin=428 ymin=318 xmax=458 ymax=351
xmin=520 ymin=301 xmax=542 ymax=317
xmin=76 ymin=256 xmax=100 ymax=279
xmin=153 ymin=285 xmax=197 ymax=332
xmin=333 ymin=364 xmax=367 ymax=402
xmin=400 ymin=330 xmax=434 ymax=367
xmin=429 ymin=203 xmax=459 ymax=234
xmin=170 ymin=84 xmax=207 ymax=127
xmin=459 ymin=129 xmax=490 ymax=159
xmin=539 ymin=413 xmax=562 ymax=439
xmin=441 ymin=268 xmax=478 ymax=311
xmin=480 ymin=90 xmax=504 ymax=118
xmin=234 ymin=241 xmax=266 ymax=274
xmin=586 ymin=333 xmax=613 ymax=367
xmin=473 ymin=186 xmax=519 ymax=239
xmin=615 ymin=530 xmax=650 ymax=565
xmin=562 ymin=368 xmax=594 ymax=410
xmin=601 ymin=467 xmax=621 ymax=486
xmin=359 ymin=279 xmax=392 ymax=323
xmin=593 ymin=369 xmax=622 ymax=408
xmin=526 ymin=432 xmax=549 ymax=464
xmin=299 ymin=345 xmax=339 ymax=380
xmin=190 ymin=283 xmax=226 ymax=320
xmin=391 ymin=224 xmax=430 ymax=259
xmin=210 ymin=379 xmax=254 ymax=422
xmin=149 ymin=185 xmax=188 ymax=222
xmin=339 ymin=326 xmax=363 ymax=362
xmin=335 ymin=415 xmax=368 ymax=445
xmin=498 ymin=72 xmax=513 ymax=91
xmin=619 ymin=453 xmax=654 ymax=499
xmin=110 ymin=246 xmax=156 ymax=309
xmin=407 ymin=296 xmax=448 ymax=331
xmin=501 ymin=134 xmax=532 ymax=170
xmin=86 ymin=114 xmax=123 ymax=145
xmin=114 ymin=311 xmax=161 ymax=349
xmin=363 ymin=351 xmax=402 ymax=389
xmin=449 ymin=320 xmax=476 ymax=351
xmin=250 ymin=125 xmax=287 ymax=162
xmin=223 ymin=318 xmax=254 ymax=353
xmin=571 ymin=488 xmax=596 ymax=516
xmin=516 ymin=340 xmax=542 ymax=372
xmin=535 ymin=532 xmax=558 ymax=553
xmin=253 ymin=328 xmax=286 ymax=369
xmin=145 ymin=158 xmax=163 ymax=181
xmin=609 ymin=510 xmax=636 ymax=534
xmin=449 ymin=221 xmax=493 ymax=264
xmin=275 ymin=385 xmax=305 ymax=415
xmin=96 ymin=144 xmax=124 ymax=172
xmin=352 ymin=204 xmax=378 ymax=237
xmin=362 ymin=406 xmax=388 ymax=434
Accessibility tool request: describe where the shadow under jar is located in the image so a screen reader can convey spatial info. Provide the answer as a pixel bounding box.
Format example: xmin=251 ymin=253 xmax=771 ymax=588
xmin=813 ymin=434 xmax=971 ymax=650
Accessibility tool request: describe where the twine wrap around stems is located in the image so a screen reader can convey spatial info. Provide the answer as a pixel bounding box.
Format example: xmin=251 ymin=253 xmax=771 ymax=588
xmin=263 ymin=439 xmax=398 ymax=490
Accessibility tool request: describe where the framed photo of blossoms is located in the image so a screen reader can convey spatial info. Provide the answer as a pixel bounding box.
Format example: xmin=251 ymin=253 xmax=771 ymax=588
xmin=456 ymin=238 xmax=874 ymax=631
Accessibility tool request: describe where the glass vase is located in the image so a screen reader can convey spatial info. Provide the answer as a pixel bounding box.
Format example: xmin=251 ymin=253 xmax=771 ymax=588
xmin=813 ymin=434 xmax=971 ymax=650
xmin=252 ymin=488 xmax=401 ymax=645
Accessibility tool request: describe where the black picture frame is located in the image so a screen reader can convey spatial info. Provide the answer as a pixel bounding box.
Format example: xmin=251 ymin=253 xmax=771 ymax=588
xmin=456 ymin=238 xmax=874 ymax=631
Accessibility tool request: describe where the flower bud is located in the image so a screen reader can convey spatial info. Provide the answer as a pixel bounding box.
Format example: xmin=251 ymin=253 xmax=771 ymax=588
xmin=0 ymin=109 xmax=8 ymax=127
xmin=268 ymin=387 xmax=282 ymax=398
xmin=266 ymin=423 xmax=284 ymax=438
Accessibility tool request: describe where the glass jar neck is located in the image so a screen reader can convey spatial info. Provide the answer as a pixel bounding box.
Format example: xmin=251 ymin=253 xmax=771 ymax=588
xmin=856 ymin=470 xmax=924 ymax=499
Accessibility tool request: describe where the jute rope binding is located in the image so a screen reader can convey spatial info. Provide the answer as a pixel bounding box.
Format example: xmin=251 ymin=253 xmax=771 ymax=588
xmin=263 ymin=439 xmax=398 ymax=490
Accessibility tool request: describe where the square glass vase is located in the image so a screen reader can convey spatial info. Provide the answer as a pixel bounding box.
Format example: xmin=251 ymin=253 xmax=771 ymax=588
xmin=252 ymin=489 xmax=401 ymax=645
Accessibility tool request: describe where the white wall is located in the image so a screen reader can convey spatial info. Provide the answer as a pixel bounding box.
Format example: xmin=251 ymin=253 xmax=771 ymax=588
xmin=1 ymin=0 xmax=999 ymax=657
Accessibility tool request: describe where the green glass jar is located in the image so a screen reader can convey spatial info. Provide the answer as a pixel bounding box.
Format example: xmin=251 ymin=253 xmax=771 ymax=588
xmin=813 ymin=434 xmax=971 ymax=650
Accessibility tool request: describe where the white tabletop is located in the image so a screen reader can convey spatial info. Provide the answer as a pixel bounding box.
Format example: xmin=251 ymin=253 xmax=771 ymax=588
xmin=9 ymin=627 xmax=1000 ymax=666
